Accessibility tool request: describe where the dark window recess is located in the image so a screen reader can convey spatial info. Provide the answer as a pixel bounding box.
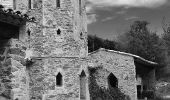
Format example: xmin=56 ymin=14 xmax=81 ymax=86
xmin=27 ymin=29 xmax=31 ymax=36
xmin=80 ymin=32 xmax=83 ymax=39
xmin=0 ymin=22 xmax=19 ymax=39
xmin=28 ymin=0 xmax=31 ymax=9
xmin=57 ymin=29 xmax=61 ymax=35
xmin=108 ymin=73 xmax=118 ymax=88
xmin=80 ymin=70 xmax=86 ymax=99
xmin=137 ymin=85 xmax=142 ymax=99
xmin=56 ymin=0 xmax=60 ymax=8
xmin=56 ymin=72 xmax=62 ymax=86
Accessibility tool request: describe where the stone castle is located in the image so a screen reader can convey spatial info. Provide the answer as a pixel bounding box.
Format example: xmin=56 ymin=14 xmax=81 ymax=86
xmin=0 ymin=0 xmax=157 ymax=100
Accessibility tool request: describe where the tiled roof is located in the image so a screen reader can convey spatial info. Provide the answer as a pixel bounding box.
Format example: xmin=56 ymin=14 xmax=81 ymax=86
xmin=0 ymin=5 xmax=35 ymax=26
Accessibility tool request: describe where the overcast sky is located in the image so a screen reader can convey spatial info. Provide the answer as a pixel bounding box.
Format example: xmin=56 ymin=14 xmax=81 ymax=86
xmin=86 ymin=0 xmax=170 ymax=40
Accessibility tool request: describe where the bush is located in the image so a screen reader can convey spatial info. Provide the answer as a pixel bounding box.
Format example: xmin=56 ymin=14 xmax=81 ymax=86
xmin=88 ymin=67 xmax=131 ymax=100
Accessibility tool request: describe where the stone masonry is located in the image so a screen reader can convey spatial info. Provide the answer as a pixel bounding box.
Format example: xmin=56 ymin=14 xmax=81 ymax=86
xmin=0 ymin=39 xmax=28 ymax=100
xmin=0 ymin=0 xmax=157 ymax=100
xmin=15 ymin=0 xmax=88 ymax=100
xmin=88 ymin=49 xmax=137 ymax=100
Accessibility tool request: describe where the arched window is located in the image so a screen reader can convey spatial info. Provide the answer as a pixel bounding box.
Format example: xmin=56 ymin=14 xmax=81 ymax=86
xmin=57 ymin=29 xmax=61 ymax=35
xmin=80 ymin=70 xmax=86 ymax=99
xmin=56 ymin=72 xmax=62 ymax=86
xmin=56 ymin=0 xmax=60 ymax=8
xmin=108 ymin=73 xmax=118 ymax=88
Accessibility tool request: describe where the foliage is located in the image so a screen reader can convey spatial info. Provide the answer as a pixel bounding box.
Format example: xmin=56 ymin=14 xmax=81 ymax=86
xmin=88 ymin=67 xmax=131 ymax=100
xmin=162 ymin=18 xmax=170 ymax=67
xmin=118 ymin=21 xmax=166 ymax=66
xmin=88 ymin=35 xmax=119 ymax=52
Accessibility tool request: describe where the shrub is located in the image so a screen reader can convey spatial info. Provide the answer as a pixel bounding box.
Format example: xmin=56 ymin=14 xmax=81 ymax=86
xmin=88 ymin=67 xmax=131 ymax=100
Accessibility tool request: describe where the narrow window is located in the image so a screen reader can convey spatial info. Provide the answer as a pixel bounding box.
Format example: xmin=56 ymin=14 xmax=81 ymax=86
xmin=79 ymin=0 xmax=82 ymax=15
xmin=56 ymin=72 xmax=62 ymax=86
xmin=80 ymin=32 xmax=83 ymax=39
xmin=27 ymin=29 xmax=31 ymax=37
xmin=108 ymin=73 xmax=118 ymax=88
xmin=57 ymin=29 xmax=61 ymax=35
xmin=56 ymin=0 xmax=60 ymax=8
xmin=13 ymin=0 xmax=16 ymax=10
xmin=80 ymin=70 xmax=86 ymax=99
xmin=28 ymin=0 xmax=31 ymax=9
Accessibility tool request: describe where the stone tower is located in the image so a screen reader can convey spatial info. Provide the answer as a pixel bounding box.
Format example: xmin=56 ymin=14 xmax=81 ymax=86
xmin=15 ymin=0 xmax=89 ymax=100
xmin=16 ymin=0 xmax=88 ymax=57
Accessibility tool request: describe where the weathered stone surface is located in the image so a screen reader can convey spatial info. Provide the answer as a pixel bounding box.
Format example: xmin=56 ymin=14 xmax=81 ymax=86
xmin=0 ymin=0 xmax=156 ymax=100
xmin=0 ymin=39 xmax=28 ymax=100
xmin=28 ymin=58 xmax=88 ymax=100
xmin=88 ymin=50 xmax=137 ymax=100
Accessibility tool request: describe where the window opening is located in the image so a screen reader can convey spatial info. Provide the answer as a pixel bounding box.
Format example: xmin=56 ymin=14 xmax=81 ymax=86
xmin=108 ymin=73 xmax=118 ymax=88
xmin=28 ymin=0 xmax=31 ymax=9
xmin=137 ymin=85 xmax=142 ymax=99
xmin=56 ymin=0 xmax=60 ymax=8
xmin=56 ymin=72 xmax=62 ymax=86
xmin=57 ymin=29 xmax=61 ymax=35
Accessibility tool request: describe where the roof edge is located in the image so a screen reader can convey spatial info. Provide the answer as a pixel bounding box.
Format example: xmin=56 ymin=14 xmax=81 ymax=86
xmin=88 ymin=48 xmax=158 ymax=66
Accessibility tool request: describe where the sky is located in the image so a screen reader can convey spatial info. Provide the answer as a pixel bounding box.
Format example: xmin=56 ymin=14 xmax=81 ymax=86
xmin=86 ymin=0 xmax=170 ymax=40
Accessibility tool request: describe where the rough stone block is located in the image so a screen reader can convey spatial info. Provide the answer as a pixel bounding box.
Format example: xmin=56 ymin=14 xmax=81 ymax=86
xmin=8 ymin=48 xmax=26 ymax=57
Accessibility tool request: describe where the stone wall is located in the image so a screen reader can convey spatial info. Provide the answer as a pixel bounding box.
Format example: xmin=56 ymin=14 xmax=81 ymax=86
xmin=13 ymin=0 xmax=89 ymax=100
xmin=0 ymin=39 xmax=28 ymax=100
xmin=28 ymin=58 xmax=89 ymax=100
xmin=15 ymin=0 xmax=87 ymax=58
xmin=88 ymin=50 xmax=137 ymax=100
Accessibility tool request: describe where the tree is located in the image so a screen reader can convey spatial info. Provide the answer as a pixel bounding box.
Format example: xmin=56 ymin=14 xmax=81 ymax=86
xmin=88 ymin=35 xmax=119 ymax=52
xmin=162 ymin=17 xmax=170 ymax=67
xmin=88 ymin=35 xmax=103 ymax=52
xmin=118 ymin=21 xmax=165 ymax=65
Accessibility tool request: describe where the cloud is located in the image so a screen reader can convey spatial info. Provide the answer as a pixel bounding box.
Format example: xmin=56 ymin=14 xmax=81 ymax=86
xmin=125 ymin=16 xmax=139 ymax=20
xmin=87 ymin=0 xmax=168 ymax=9
xmin=101 ymin=16 xmax=116 ymax=22
xmin=87 ymin=14 xmax=97 ymax=24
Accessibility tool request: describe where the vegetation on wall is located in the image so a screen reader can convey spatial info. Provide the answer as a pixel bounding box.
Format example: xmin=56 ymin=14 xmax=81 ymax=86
xmin=88 ymin=67 xmax=131 ymax=100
